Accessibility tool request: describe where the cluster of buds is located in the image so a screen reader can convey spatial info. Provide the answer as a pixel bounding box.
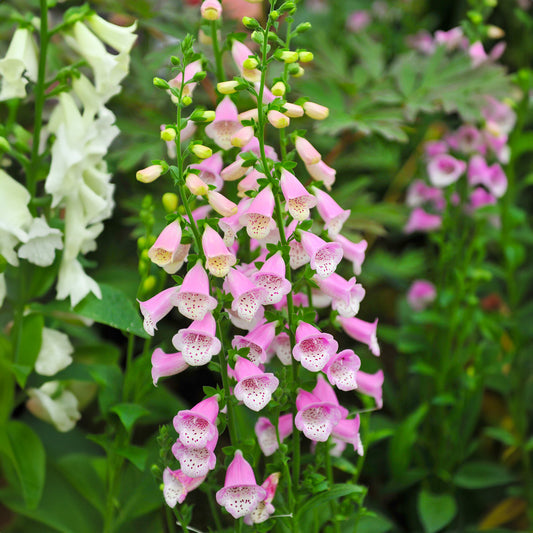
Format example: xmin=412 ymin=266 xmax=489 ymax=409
xmin=138 ymin=0 xmax=382 ymax=524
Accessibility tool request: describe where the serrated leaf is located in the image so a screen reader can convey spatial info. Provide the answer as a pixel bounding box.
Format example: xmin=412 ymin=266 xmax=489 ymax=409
xmin=418 ymin=489 xmax=457 ymax=533
xmin=111 ymin=403 xmax=150 ymax=432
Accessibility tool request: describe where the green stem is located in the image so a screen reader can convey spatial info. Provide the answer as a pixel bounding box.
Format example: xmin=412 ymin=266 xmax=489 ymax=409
xmin=210 ymin=20 xmax=225 ymax=82
xmin=325 ymin=441 xmax=340 ymax=532
xmin=122 ymin=333 xmax=135 ymax=402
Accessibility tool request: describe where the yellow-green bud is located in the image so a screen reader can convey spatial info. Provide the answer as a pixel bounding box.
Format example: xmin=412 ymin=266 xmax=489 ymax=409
xmin=160 ymin=128 xmax=176 ymax=142
xmin=270 ymin=10 xmax=279 ymax=20
xmin=153 ymin=77 xmax=170 ymax=89
xmin=0 ymin=137 xmax=10 ymax=152
xmin=137 ymin=236 xmax=147 ymax=249
xmin=243 ymin=57 xmax=259 ymax=70
xmin=271 ymin=81 xmax=286 ymax=96
xmin=191 ymin=144 xmax=213 ymax=159
xmin=162 ymin=192 xmax=179 ymax=212
xmin=142 ymin=275 xmax=157 ymax=293
xmin=201 ymin=110 xmax=216 ymax=123
xmin=217 ymin=80 xmax=240 ymax=94
xmin=468 ymin=10 xmax=483 ymax=25
xmin=141 ymin=249 xmax=150 ymax=262
xmin=291 ymin=65 xmax=305 ymax=78
xmin=181 ymin=95 xmax=193 ymax=106
xmin=279 ymin=50 xmax=299 ymax=63
xmin=487 ymin=25 xmax=504 ymax=38
xmin=299 ymin=51 xmax=314 ymax=63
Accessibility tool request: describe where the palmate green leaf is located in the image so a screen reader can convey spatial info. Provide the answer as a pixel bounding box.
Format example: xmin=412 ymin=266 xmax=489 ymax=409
xmin=418 ymin=489 xmax=457 ymax=533
xmin=295 ymin=483 xmax=364 ymax=520
xmin=0 ymin=421 xmax=46 ymax=509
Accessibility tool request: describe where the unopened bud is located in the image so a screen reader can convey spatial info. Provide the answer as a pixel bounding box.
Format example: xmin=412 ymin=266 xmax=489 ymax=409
xmin=217 ymin=80 xmax=240 ymax=94
xmin=295 ymin=22 xmax=312 ymax=33
xmin=136 ymin=164 xmax=165 ymax=183
xmin=162 ymin=192 xmax=179 ymax=212
xmin=243 ymin=57 xmax=259 ymax=70
xmin=303 ymin=101 xmax=329 ymax=120
xmin=299 ymin=51 xmax=314 ymax=63
xmin=251 ymin=31 xmax=263 ymax=44
xmin=153 ymin=77 xmax=170 ymax=89
xmin=186 ymin=173 xmax=209 ymax=195
xmin=487 ymin=25 xmax=504 ymax=38
xmin=242 ymin=16 xmax=260 ymax=29
xmin=271 ymin=81 xmax=286 ymax=96
xmin=0 ymin=137 xmax=10 ymax=152
xmin=291 ymin=65 xmax=305 ymax=78
xmin=201 ymin=0 xmax=222 ymax=20
xmin=231 ymin=125 xmax=254 ymax=147
xmin=207 ymin=190 xmax=238 ymax=217
xmin=160 ymin=128 xmax=176 ymax=142
xmin=278 ymin=50 xmax=299 ymax=63
xmin=282 ymin=102 xmax=304 ymax=117
xmin=199 ymin=110 xmax=216 ymax=122
xmin=142 ymin=275 xmax=157 ymax=293
xmin=268 ymin=110 xmax=290 ymax=128
xmin=191 ymin=144 xmax=213 ymax=159
xmin=270 ymin=10 xmax=280 ymax=20
xmin=181 ymin=95 xmax=193 ymax=106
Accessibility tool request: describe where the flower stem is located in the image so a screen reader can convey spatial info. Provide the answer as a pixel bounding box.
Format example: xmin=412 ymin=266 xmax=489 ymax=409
xmin=210 ymin=20 xmax=225 ymax=82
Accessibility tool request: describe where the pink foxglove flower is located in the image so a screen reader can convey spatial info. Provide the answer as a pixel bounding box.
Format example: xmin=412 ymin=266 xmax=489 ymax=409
xmin=482 ymin=96 xmax=516 ymax=137
xmin=271 ymin=331 xmax=292 ymax=365
xmin=185 ymin=173 xmax=209 ymax=196
xmin=172 ymin=312 xmax=221 ymax=366
xmin=205 ymin=96 xmax=242 ymax=150
xmin=427 ymin=154 xmax=466 ymax=187
xmin=315 ymin=273 xmax=365 ymax=317
xmin=148 ymin=220 xmax=189 ymax=274
xmin=333 ymin=234 xmax=367 ymax=275
xmin=163 ymin=468 xmax=205 ymax=507
xmin=255 ymin=414 xmax=293 ymax=456
xmin=357 ymin=369 xmax=384 ymax=408
xmin=286 ymin=220 xmax=310 ymax=269
xmin=346 ymin=10 xmax=371 ymax=32
xmin=331 ymin=415 xmax=363 ymax=456
xmin=227 ymin=305 xmax=264 ymax=331
xmin=425 ymin=140 xmax=448 ymax=158
xmin=207 ymin=190 xmax=238 ymax=217
xmin=233 ymin=356 xmax=279 ymax=411
xmin=202 ymin=226 xmax=237 ymax=277
xmin=232 ymin=41 xmax=261 ymax=83
xmin=231 ymin=125 xmax=254 ymax=147
xmin=174 ymin=395 xmax=219 ymax=448
xmin=404 ymin=207 xmax=442 ymax=233
xmin=216 ymin=450 xmax=267 ymax=518
xmin=250 ymin=251 xmax=291 ymax=304
xmin=406 ymin=280 xmax=437 ymax=311
xmin=225 ymin=268 xmax=267 ymax=322
xmin=239 ymin=186 xmax=277 ymax=240
xmin=293 ymin=321 xmax=338 ymax=372
xmin=295 ymin=136 xmax=321 ymax=165
xmin=172 ymin=436 xmax=218 ymax=478
xmin=138 ymin=286 xmax=179 ymax=336
xmin=219 ymin=207 xmax=245 ymax=247
xmin=244 ymin=472 xmax=281 ymax=525
xmin=469 ymin=187 xmax=497 ymax=211
xmin=295 ymin=375 xmax=348 ymax=442
xmin=406 ymin=180 xmax=445 ymax=211
xmin=151 ymin=348 xmax=188 ymax=386
xmin=312 ymin=187 xmax=351 ymax=238
xmin=447 ymin=125 xmax=483 ymax=154
xmin=232 ymin=320 xmax=277 ymax=365
xmin=238 ymin=169 xmax=262 ymax=197
xmin=306 ymin=160 xmax=336 ymax=190
xmin=434 ymin=27 xmax=466 ymax=50
xmin=201 ymin=0 xmax=222 ymax=20
xmin=175 ymin=261 xmax=217 ymax=320
xmin=324 ymin=349 xmax=361 ymax=391
xmin=299 ymin=230 xmax=343 ymax=279
xmin=338 ymin=316 xmax=380 ymax=356
xmin=280 ymin=169 xmax=317 ymax=221
xmin=169 ymin=59 xmax=203 ymax=98
xmin=303 ymin=101 xmax=329 ymax=120
xmin=189 ymin=151 xmax=224 ymax=191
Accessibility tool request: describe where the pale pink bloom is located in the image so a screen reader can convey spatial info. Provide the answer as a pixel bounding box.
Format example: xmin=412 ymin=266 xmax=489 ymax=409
xmin=223 ymin=0 xmax=262 ymax=21
xmin=424 ymin=140 xmax=448 ymax=158
xmin=357 ymin=369 xmax=384 ymax=408
xmin=201 ymin=0 xmax=222 ymax=20
xmin=303 ymin=101 xmax=329 ymax=120
xmin=407 ymin=280 xmax=437 ymax=311
xmin=180 ymin=120 xmax=197 ymax=143
xmin=188 ymin=204 xmax=212 ymax=222
xmin=446 ymin=125 xmax=484 ymax=154
xmin=185 ymin=173 xmax=209 ymax=196
xmin=331 ymin=415 xmax=363 ymax=456
xmin=238 ymin=169 xmax=262 ymax=197
xmin=469 ymin=187 xmax=497 ymax=211
xmin=173 ymin=395 xmax=219 ymax=448
xmin=338 ymin=316 xmax=380 ymax=356
xmin=169 ymin=59 xmax=203 ymax=98
xmin=239 ymin=108 xmax=259 ymax=122
xmin=227 ymin=305 xmax=264 ymax=331
xmin=151 ymin=348 xmax=188 ymax=386
xmin=482 ymin=96 xmax=516 ymax=137
xmin=250 ymin=252 xmax=291 ymax=304
xmin=267 ymin=109 xmax=290 ymax=128
xmin=283 ymin=102 xmax=304 ymax=117
xmin=469 ymin=41 xmax=505 ymax=68
xmin=221 ymin=157 xmax=248 ymax=181
xmin=172 ymin=312 xmax=221 ymax=366
xmin=287 ymin=221 xmax=311 ymax=269
xmin=312 ymin=187 xmax=351 ymax=238
xmin=136 ymin=164 xmax=164 ymax=183
xmin=231 ymin=125 xmax=254 ymax=148
xmin=232 ymin=41 xmax=261 ymax=83
xmin=434 ymin=27 xmax=466 ymax=51
xmin=175 ymin=261 xmax=217 ymax=320
xmin=172 ymin=436 xmax=218 ymax=478
xmin=295 ymin=136 xmax=321 ymax=165
xmin=205 ymin=96 xmax=242 ymax=150
xmin=280 ymin=169 xmax=317 ymax=221
xmin=273 ymin=292 xmax=310 ymax=312
xmin=225 ymin=268 xmax=267 ymax=322
xmin=239 ymin=186 xmax=277 ymax=239
xmin=271 ymin=331 xmax=292 ymax=365
xmin=299 ymin=230 xmax=343 ymax=279
xmin=233 ymin=356 xmax=279 ymax=411
xmin=483 ymin=130 xmax=510 ymax=164
xmin=295 ymin=375 xmax=348 ymax=442
xmin=232 ymin=321 xmax=277 ymax=365
xmin=189 ymin=151 xmax=224 ymax=191
xmin=202 ymin=226 xmax=237 ymax=277
xmin=427 ymin=154 xmax=466 ymax=187
xmin=324 ymin=349 xmax=361 ymax=391
xmin=346 ymin=10 xmax=371 ymax=32
xmin=306 ymin=160 xmax=336 ymax=189
xmin=219 ymin=202 xmax=246 ymax=246
xmin=216 ymin=450 xmax=266 ymax=519
xmin=163 ymin=468 xmax=205 ymax=507
xmin=244 ymin=472 xmax=280 ymax=525
xmin=315 ymin=273 xmax=365 ymax=317
xmin=311 ymin=288 xmax=333 ymax=308
xmin=293 ymin=321 xmax=338 ymax=372
xmin=404 ymin=207 xmax=442 ymax=233
xmin=138 ymin=287 xmax=178 ymax=336
xmin=255 ymin=414 xmax=293 ymax=456
xmin=469 ymin=157 xmax=507 ymax=198
xmin=241 ymin=136 xmax=278 ymax=161
xmin=406 ymin=30 xmax=436 ymax=55
xmin=406 ymin=180 xmax=445 ymax=211
xmin=207 ymin=190 xmax=238 ymax=217
xmin=333 ymin=234 xmax=367 ymax=276
xmin=148 ymin=220 xmax=186 ymax=273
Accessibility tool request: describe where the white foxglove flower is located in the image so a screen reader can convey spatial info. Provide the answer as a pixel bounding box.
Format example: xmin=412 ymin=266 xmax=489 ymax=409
xmin=0 ymin=170 xmax=32 ymax=265
xmin=34 ymin=328 xmax=74 ymax=376
xmin=57 ymin=258 xmax=101 ymax=307
xmin=18 ymin=217 xmax=63 ymax=267
xmin=0 ymin=27 xmax=38 ymax=101
xmin=26 ymin=381 xmax=81 ymax=432
xmin=85 ymin=14 xmax=137 ymax=54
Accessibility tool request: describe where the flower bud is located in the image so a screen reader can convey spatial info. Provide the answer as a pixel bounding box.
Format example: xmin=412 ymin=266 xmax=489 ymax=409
xmin=303 ymin=101 xmax=329 ymax=120
xmin=198 ymin=110 xmax=216 ymax=122
xmin=142 ymin=275 xmax=157 ymax=293
xmin=231 ymin=125 xmax=254 ymax=147
xmin=290 ymin=65 xmax=305 ymax=78
xmin=268 ymin=110 xmax=290 ymax=129
xmin=181 ymin=95 xmax=193 ymax=106
xmin=295 ymin=22 xmax=312 ymax=33
xmin=137 ymin=164 xmax=165 ymax=183
xmin=242 ymin=16 xmax=260 ymax=29
xmin=299 ymin=51 xmax=314 ymax=63
xmin=282 ymin=102 xmax=304 ymax=117
xmin=217 ymin=80 xmax=240 ymax=94
xmin=271 ymin=81 xmax=286 ymax=96
xmin=270 ymin=10 xmax=280 ymax=20
xmin=191 ymin=144 xmax=213 ymax=159
xmin=207 ymin=190 xmax=238 ymax=217
xmin=0 ymin=137 xmax=11 ymax=152
xmin=487 ymin=25 xmax=504 ymax=39
xmin=186 ymin=173 xmax=209 ymax=195
xmin=243 ymin=57 xmax=259 ymax=70
xmin=278 ymin=50 xmax=299 ymax=63
xmin=201 ymin=0 xmax=222 ymax=20
xmin=160 ymin=128 xmax=176 ymax=142
xmin=162 ymin=192 xmax=179 ymax=212
xmin=251 ymin=31 xmax=263 ymax=44
xmin=153 ymin=77 xmax=170 ymax=89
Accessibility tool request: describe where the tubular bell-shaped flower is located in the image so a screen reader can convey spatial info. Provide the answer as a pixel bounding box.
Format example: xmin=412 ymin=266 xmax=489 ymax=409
xmin=271 ymin=331 xmax=292 ymax=365
xmin=174 ymin=261 xmax=217 ymax=320
xmin=312 ymin=186 xmax=351 ymax=238
xmin=34 ymin=328 xmax=74 ymax=377
xmin=232 ymin=320 xmax=277 ymax=365
xmin=338 ymin=316 xmax=380 ymax=356
xmin=404 ymin=207 xmax=442 ymax=233
xmin=232 ymin=41 xmax=261 ymax=83
xmin=205 ymin=96 xmax=242 ymax=150
xmin=295 ymin=136 xmax=321 ymax=165
xmin=244 ymin=472 xmax=281 ymax=525
xmin=299 ymin=230 xmax=343 ymax=279
xmin=173 ymin=395 xmax=219 ymax=448
xmin=324 ymin=349 xmax=361 ymax=391
xmin=189 ymin=151 xmax=224 ymax=191
xmin=233 ymin=356 xmax=279 ymax=411
xmin=169 ymin=59 xmax=203 ymax=99
xmin=407 ymin=280 xmax=437 ymax=311
xmin=225 ymin=268 xmax=267 ymax=322
xmin=202 ymin=226 xmax=237 ymax=277
xmin=306 ymin=160 xmax=336 ymax=190
xmin=151 ymin=348 xmax=188 ymax=386
xmin=331 ymin=415 xmax=363 ymax=456
xmin=172 ymin=435 xmax=218 ymax=478
xmin=357 ymin=369 xmax=384 ymax=408
xmin=163 ymin=468 xmax=206 ymax=507
xmin=280 ymin=169 xmax=317 ymax=221
xmin=315 ymin=273 xmax=365 ymax=317
xmin=292 ymin=321 xmax=338 ymax=372
xmin=216 ymin=450 xmax=267 ymax=518
xmin=148 ymin=220 xmax=189 ymax=274
xmin=255 ymin=414 xmax=293 ymax=456
xmin=138 ymin=286 xmax=179 ymax=336
xmin=239 ymin=185 xmax=277 ymax=240
xmin=427 ymin=154 xmax=466 ymax=187
xmin=250 ymin=251 xmax=291 ymax=304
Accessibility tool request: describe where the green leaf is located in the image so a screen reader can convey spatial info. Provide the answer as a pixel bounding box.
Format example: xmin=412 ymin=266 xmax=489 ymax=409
xmin=13 ymin=313 xmax=44 ymax=387
xmin=296 ymin=483 xmax=364 ymax=519
xmin=454 ymin=461 xmax=515 ymax=489
xmin=418 ymin=489 xmax=457 ymax=533
xmin=0 ymin=420 xmax=46 ymax=509
xmin=75 ymin=283 xmax=148 ymax=338
xmin=116 ymin=444 xmax=148 ymax=471
xmin=89 ymin=364 xmax=123 ymax=415
xmin=111 ymin=403 xmax=150 ymax=432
